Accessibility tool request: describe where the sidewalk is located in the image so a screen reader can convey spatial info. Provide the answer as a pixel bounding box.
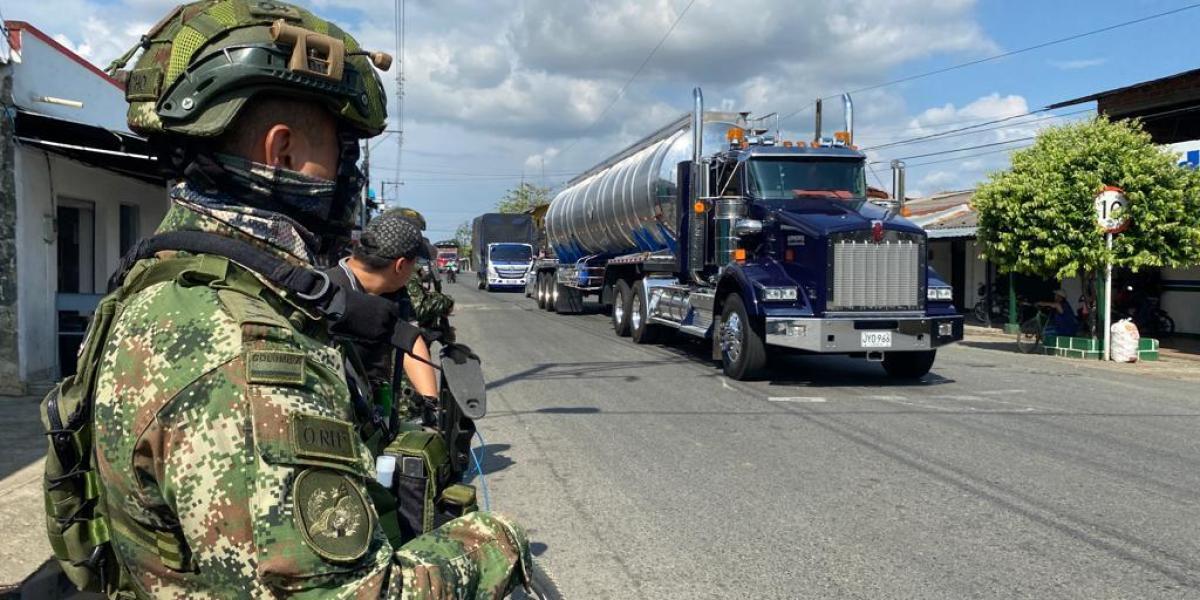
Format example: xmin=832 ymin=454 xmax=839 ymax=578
xmin=963 ymin=325 xmax=1200 ymax=381
xmin=0 ymin=394 xmax=54 ymax=590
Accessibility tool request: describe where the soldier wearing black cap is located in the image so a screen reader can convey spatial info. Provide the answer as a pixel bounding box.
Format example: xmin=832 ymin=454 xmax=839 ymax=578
xmin=327 ymin=212 xmax=439 ymax=402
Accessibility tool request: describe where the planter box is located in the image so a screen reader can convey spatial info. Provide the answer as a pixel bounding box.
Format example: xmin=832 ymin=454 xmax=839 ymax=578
xmin=1040 ymin=335 xmax=1158 ymax=361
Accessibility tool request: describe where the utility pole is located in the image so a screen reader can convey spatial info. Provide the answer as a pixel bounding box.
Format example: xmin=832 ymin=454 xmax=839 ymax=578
xmin=360 ymin=141 xmax=370 ymax=228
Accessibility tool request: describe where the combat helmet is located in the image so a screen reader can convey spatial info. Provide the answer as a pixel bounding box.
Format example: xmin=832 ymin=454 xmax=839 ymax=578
xmin=107 ymin=1 xmax=392 ymax=252
xmin=111 ymin=0 xmax=390 ymax=140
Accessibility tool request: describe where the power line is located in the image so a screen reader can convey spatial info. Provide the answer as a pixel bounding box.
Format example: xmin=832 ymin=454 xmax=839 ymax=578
xmin=556 ymin=0 xmax=697 ymax=160
xmin=861 ymin=108 xmax=1092 ymax=152
xmin=873 ymin=102 xmax=1200 ymax=166
xmin=870 ymin=136 xmax=1035 ymax=165
xmin=903 ymin=143 xmax=1035 ymax=169
xmin=781 ymin=2 xmax=1200 ymax=125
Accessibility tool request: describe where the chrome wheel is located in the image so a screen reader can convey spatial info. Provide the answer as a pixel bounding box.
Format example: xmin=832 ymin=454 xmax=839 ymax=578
xmin=721 ymin=312 xmax=743 ymax=364
xmin=630 ymin=293 xmax=643 ymax=331
xmin=613 ymin=293 xmax=626 ymax=326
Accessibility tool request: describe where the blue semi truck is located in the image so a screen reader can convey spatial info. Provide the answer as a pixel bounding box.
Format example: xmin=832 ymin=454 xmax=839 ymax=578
xmin=528 ymin=88 xmax=963 ymax=380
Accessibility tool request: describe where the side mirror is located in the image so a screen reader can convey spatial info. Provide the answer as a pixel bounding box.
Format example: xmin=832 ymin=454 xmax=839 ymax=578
xmin=732 ymin=218 xmax=763 ymax=237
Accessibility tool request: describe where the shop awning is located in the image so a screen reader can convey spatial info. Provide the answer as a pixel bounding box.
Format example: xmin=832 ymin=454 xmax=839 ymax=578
xmin=13 ymin=109 xmax=166 ymax=185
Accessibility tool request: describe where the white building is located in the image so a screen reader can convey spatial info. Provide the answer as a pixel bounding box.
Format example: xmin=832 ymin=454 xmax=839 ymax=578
xmin=0 ymin=21 xmax=167 ymax=394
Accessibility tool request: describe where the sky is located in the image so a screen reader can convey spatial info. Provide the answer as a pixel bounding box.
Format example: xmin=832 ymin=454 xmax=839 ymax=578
xmin=2 ymin=0 xmax=1197 ymax=240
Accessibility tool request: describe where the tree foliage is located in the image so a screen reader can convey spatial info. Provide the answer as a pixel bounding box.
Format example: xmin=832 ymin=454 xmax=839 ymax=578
xmin=974 ymin=117 xmax=1200 ymax=280
xmin=454 ymin=220 xmax=472 ymax=259
xmin=495 ymin=182 xmax=551 ymax=214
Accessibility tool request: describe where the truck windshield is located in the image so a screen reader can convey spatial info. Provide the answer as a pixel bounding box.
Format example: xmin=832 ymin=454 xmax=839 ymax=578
xmin=747 ymin=158 xmax=867 ymax=206
xmin=490 ymin=245 xmax=532 ymax=262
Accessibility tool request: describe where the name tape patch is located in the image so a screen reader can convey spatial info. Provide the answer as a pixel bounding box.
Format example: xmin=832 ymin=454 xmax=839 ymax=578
xmin=292 ymin=414 xmax=358 ymax=463
xmin=246 ymin=350 xmax=306 ymax=385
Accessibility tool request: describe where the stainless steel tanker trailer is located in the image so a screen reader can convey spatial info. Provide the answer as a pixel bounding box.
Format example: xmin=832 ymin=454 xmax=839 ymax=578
xmin=529 ymin=88 xmax=963 ymax=380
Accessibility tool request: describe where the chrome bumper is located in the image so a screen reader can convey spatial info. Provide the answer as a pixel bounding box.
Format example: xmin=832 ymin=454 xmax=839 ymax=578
xmin=764 ymin=315 xmax=963 ymax=353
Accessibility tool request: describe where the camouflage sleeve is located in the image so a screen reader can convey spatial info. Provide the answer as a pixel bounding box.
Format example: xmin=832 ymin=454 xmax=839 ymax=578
xmin=407 ymin=278 xmax=454 ymax=328
xmin=93 ymin=282 xmax=524 ymax=598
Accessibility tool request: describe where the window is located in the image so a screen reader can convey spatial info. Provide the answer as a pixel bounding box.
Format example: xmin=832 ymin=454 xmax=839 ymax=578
xmin=120 ymin=204 xmax=140 ymax=255
xmin=747 ymin=158 xmax=867 ymax=208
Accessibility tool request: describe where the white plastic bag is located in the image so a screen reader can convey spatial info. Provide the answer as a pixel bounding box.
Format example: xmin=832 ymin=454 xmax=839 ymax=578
xmin=1110 ymin=318 xmax=1140 ymax=363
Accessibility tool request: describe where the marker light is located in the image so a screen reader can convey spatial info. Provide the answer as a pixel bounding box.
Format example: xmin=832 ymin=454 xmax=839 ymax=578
xmin=733 ymin=248 xmax=747 ymax=262
xmin=693 ymin=201 xmax=707 ymax=213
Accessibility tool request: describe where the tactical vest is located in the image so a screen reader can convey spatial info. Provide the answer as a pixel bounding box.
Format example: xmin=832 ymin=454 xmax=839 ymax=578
xmin=42 ymin=252 xmax=246 ymax=594
xmin=42 ymin=232 xmax=475 ymax=594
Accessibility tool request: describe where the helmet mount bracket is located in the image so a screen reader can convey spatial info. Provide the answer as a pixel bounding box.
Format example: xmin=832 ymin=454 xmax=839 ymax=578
xmin=269 ymin=19 xmax=345 ymax=82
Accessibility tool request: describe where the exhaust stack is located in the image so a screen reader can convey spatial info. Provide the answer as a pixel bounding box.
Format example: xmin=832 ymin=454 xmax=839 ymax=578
xmin=891 ymin=159 xmax=907 ymax=214
xmin=842 ymin=93 xmax=854 ymax=145
xmin=813 ymin=98 xmax=823 ymax=144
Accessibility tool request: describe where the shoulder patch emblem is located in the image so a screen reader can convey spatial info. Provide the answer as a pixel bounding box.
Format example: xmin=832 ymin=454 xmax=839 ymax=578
xmin=294 ymin=469 xmax=373 ymax=563
xmin=246 ymin=350 xmax=306 ymax=385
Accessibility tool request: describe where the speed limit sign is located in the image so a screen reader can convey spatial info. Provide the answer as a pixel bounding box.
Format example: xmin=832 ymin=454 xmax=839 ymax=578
xmin=1095 ymin=186 xmax=1130 ymax=234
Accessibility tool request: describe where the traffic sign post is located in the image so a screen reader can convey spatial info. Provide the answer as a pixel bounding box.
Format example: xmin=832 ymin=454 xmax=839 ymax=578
xmin=1095 ymin=187 xmax=1129 ymax=361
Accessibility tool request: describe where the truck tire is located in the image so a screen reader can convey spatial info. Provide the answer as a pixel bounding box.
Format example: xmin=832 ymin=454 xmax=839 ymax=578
xmin=629 ymin=282 xmax=664 ymax=344
xmin=545 ymin=278 xmax=558 ymax=313
xmin=881 ymin=350 xmax=936 ymax=379
xmin=612 ymin=280 xmax=632 ymax=337
xmin=535 ymin=273 xmax=547 ymax=309
xmin=477 ymin=277 xmax=485 ymax=290
xmin=542 ymin=275 xmax=556 ymax=312
xmin=719 ymin=295 xmax=767 ymax=380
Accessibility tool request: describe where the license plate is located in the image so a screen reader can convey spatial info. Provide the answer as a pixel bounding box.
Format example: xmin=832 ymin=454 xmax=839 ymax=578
xmin=861 ymin=331 xmax=892 ymax=348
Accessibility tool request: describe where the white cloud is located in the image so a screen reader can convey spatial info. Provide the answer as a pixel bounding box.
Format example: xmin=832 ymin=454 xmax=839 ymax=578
xmin=1049 ymin=58 xmax=1106 ymax=70
xmin=7 ymin=0 xmax=1025 ymax=238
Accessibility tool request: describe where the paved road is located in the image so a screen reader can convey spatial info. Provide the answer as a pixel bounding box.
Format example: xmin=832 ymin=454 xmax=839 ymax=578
xmin=443 ymin=279 xmax=1200 ymax=600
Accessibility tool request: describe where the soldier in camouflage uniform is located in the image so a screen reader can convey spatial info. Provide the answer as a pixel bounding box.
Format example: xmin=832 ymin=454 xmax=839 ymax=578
xmin=387 ymin=208 xmax=456 ymax=340
xmin=88 ymin=1 xmax=529 ymax=597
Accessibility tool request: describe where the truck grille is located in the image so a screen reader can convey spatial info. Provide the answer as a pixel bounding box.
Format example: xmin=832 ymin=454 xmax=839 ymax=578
xmin=828 ymin=233 xmax=923 ymax=311
xmin=496 ymin=269 xmax=526 ymax=279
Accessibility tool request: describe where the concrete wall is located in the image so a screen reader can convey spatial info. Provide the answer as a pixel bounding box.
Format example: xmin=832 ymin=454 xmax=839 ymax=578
xmin=0 ymin=71 xmax=20 ymax=394
xmin=14 ymin=147 xmax=166 ymax=382
xmin=8 ymin=25 xmax=129 ymax=131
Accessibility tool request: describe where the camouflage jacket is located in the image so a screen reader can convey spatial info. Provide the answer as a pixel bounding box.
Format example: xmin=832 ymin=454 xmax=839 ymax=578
xmin=92 ymin=185 xmax=528 ymax=598
xmin=406 ymin=274 xmax=454 ymax=330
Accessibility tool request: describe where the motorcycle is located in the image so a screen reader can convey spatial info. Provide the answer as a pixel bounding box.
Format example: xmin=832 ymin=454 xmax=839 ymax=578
xmin=446 ymin=266 xmax=458 ymax=284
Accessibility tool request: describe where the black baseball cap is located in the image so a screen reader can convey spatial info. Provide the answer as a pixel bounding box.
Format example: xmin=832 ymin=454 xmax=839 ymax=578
xmin=359 ymin=212 xmax=435 ymax=260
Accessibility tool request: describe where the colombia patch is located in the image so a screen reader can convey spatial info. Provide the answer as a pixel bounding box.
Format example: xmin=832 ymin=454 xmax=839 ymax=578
xmin=246 ymin=350 xmax=306 ymax=385
xmin=293 ymin=468 xmax=373 ymax=563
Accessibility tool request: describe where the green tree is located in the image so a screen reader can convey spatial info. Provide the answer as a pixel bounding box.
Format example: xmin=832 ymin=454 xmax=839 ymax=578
xmin=454 ymin=220 xmax=472 ymax=261
xmin=975 ymin=117 xmax=1200 ymax=281
xmin=495 ymin=182 xmax=550 ymax=214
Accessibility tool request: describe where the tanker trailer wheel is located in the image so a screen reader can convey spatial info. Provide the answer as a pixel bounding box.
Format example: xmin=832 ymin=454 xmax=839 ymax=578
xmin=541 ymin=275 xmax=555 ymax=312
xmin=546 ymin=277 xmax=559 ymax=313
xmin=629 ymin=282 xmax=664 ymax=344
xmin=612 ymin=280 xmax=632 ymax=337
xmin=882 ymin=350 xmax=936 ymax=380
xmin=719 ymin=295 xmax=767 ymax=380
xmin=535 ymin=273 xmax=547 ymax=309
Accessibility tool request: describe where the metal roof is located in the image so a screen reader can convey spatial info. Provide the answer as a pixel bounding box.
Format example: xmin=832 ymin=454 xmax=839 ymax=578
xmin=1048 ymin=67 xmax=1200 ymax=110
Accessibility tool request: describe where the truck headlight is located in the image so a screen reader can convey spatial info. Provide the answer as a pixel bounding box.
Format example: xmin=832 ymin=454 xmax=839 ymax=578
xmin=762 ymin=287 xmax=799 ymax=301
xmin=927 ymin=287 xmax=953 ymax=302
